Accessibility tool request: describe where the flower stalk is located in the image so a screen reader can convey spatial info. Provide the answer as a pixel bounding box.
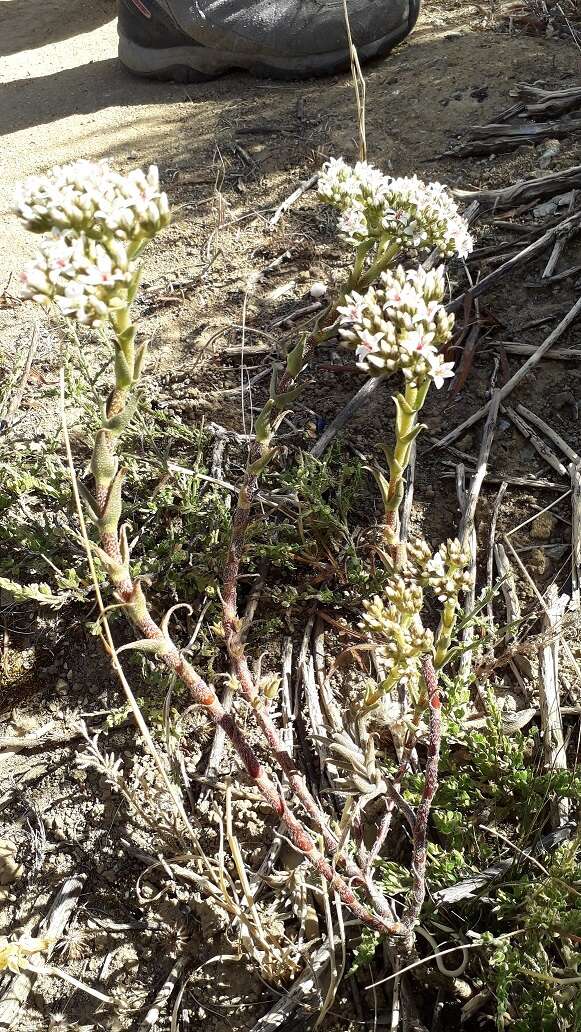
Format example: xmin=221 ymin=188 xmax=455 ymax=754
xmin=16 ymin=156 xmax=476 ymax=964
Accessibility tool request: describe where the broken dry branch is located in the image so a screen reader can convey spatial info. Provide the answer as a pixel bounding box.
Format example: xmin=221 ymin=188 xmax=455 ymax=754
xmin=515 ymin=404 xmax=581 ymax=467
xmin=538 ymin=585 xmax=569 ymax=830
xmin=447 ymin=213 xmax=581 ymax=315
xmin=437 ymin=297 xmax=581 ymax=448
xmin=269 ymin=173 xmax=319 ymax=227
xmin=459 ymin=391 xmax=501 ymax=550
xmin=503 ymin=405 xmax=568 ymax=478
xmin=516 ymin=82 xmax=581 ymax=117
xmin=309 ymin=376 xmax=383 ymax=459
xmin=454 ymin=165 xmax=581 ymax=212
xmin=501 ymin=344 xmax=581 ymax=361
xmin=450 ymin=118 xmax=581 ymax=157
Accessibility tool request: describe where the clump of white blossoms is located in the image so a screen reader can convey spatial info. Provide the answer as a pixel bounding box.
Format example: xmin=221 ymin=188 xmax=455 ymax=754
xmin=16 ymin=160 xmax=169 ymax=328
xmin=424 ymin=539 xmax=473 ymax=605
xmin=360 ymin=577 xmax=434 ymax=701
xmin=318 ymin=158 xmax=473 ymax=259
xmin=15 ymin=160 xmax=169 ymax=244
xmin=359 ymin=538 xmax=473 ymax=705
xmin=337 ymin=264 xmax=455 ymax=386
xmin=20 ymin=233 xmax=137 ymax=327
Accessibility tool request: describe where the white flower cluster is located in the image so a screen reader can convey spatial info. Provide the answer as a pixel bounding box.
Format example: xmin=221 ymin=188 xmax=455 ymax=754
xmin=15 ymin=160 xmax=169 ymax=242
xmin=20 ymin=232 xmax=136 ymax=327
xmin=318 ymin=158 xmax=473 ymax=258
xmin=360 ymin=579 xmax=433 ymax=692
xmin=424 ymin=539 xmax=473 ymax=604
xmin=16 ymin=161 xmax=170 ymax=327
xmin=338 ymin=264 xmax=455 ymax=385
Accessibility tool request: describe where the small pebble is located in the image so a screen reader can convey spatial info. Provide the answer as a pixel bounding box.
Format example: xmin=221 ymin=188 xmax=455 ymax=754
xmin=309 ymin=281 xmax=328 ymax=299
xmin=528 ymin=548 xmax=551 ymax=575
xmin=530 ymin=512 xmax=557 ymax=541
xmin=456 ymin=433 xmax=474 ymax=452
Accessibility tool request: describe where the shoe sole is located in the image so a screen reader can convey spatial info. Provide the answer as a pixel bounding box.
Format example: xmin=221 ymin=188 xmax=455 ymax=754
xmin=118 ymin=14 xmax=417 ymax=82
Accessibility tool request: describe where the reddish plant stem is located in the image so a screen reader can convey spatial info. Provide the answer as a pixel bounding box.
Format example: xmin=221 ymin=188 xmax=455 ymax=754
xmin=222 ymin=597 xmax=403 ymax=923
xmin=401 ymin=655 xmax=442 ymax=932
xmin=221 ymin=332 xmax=354 ymax=856
xmin=96 ymin=505 xmax=398 ymax=936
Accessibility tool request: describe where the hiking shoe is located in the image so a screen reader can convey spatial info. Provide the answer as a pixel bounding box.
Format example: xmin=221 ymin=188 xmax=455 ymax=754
xmin=117 ymin=0 xmax=421 ymax=82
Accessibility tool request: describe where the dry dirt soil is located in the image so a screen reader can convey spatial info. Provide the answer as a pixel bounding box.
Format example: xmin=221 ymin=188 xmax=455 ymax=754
xmin=1 ymin=0 xmax=581 ymax=1030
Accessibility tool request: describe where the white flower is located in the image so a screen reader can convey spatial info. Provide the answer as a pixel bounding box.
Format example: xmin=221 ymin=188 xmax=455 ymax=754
xmin=337 ymin=293 xmax=367 ymax=323
xmin=338 ymin=264 xmax=456 ymax=383
xmin=426 ymin=352 xmax=455 ymax=390
xmin=337 ymin=204 xmax=369 ymax=244
xmin=399 ymin=326 xmax=436 ymax=354
xmin=319 ymin=158 xmax=473 ymax=259
xmin=355 ymin=329 xmax=385 ymax=362
xmin=424 ymin=540 xmax=473 ymax=602
xmin=15 ymin=160 xmax=170 ymax=243
xmin=20 ymin=233 xmax=137 ymax=328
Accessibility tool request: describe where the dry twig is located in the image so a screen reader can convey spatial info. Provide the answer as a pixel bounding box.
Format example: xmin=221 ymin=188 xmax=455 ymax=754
xmin=503 ymin=405 xmax=568 ymax=477
xmin=538 ymin=585 xmax=569 ymax=830
xmin=437 ymin=297 xmax=581 ymax=447
xmin=515 ymin=404 xmax=581 ymax=466
xmin=570 ymin=463 xmax=581 ymax=611
xmin=447 ymin=214 xmax=581 ymax=315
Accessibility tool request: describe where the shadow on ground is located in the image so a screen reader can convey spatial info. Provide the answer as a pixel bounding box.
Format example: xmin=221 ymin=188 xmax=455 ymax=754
xmin=0 ymin=0 xmax=116 ymax=59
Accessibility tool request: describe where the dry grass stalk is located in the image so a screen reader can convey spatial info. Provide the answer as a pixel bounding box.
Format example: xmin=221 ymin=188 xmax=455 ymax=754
xmin=248 ymin=639 xmax=295 ymax=900
xmin=538 ymin=585 xmax=570 ymax=830
xmin=502 ymin=534 xmax=581 ymax=698
xmin=459 ymin=391 xmax=501 ymax=549
xmin=300 ymin=619 xmax=340 ymax=792
xmin=454 ymin=394 xmax=499 ymax=679
xmin=487 ymin=481 xmax=508 ymax=628
xmin=494 ymin=542 xmax=522 ymax=638
xmin=2 ymin=323 xmax=40 ymax=427
xmin=457 ymin=465 xmax=477 ymax=683
xmin=313 ymin=620 xmax=343 ymax=736
xmin=342 ymin=0 xmax=367 ymax=161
